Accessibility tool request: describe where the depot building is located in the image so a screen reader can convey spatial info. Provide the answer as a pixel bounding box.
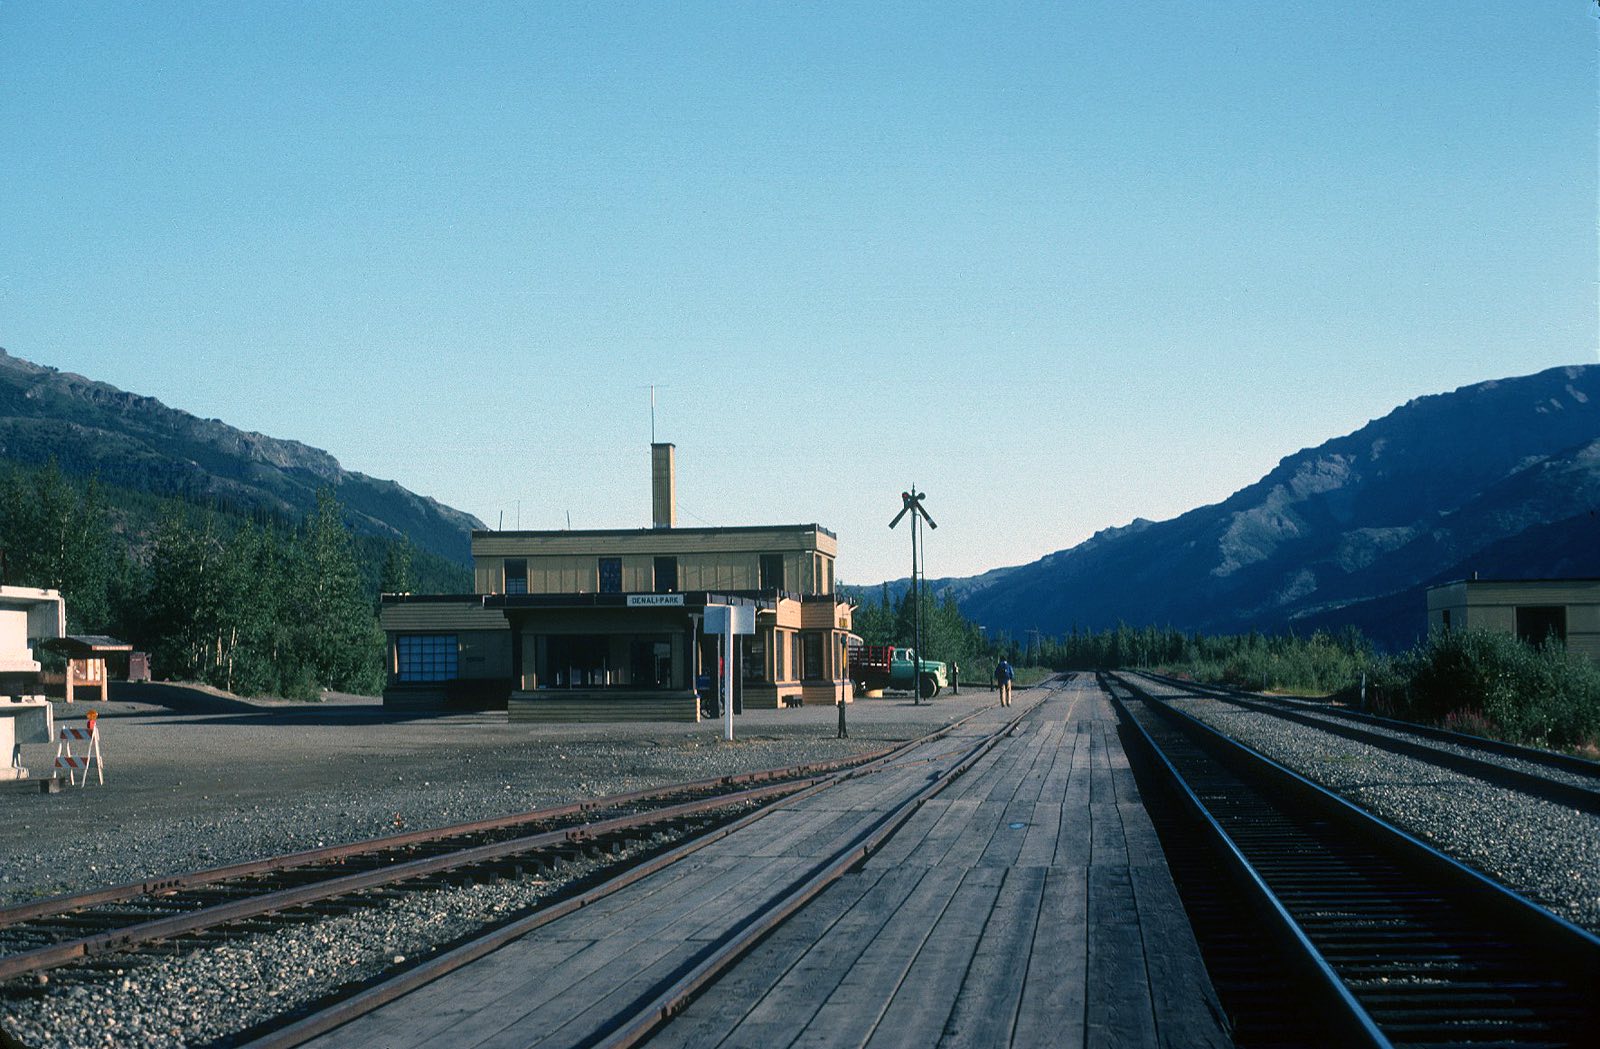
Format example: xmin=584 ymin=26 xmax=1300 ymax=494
xmin=380 ymin=445 xmax=855 ymax=721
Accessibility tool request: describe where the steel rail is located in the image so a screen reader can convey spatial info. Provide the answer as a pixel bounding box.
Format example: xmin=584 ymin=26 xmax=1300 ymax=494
xmin=245 ymin=681 xmax=1059 ymax=1049
xmin=1127 ymin=671 xmax=1600 ymax=813
xmin=1109 ymin=672 xmax=1600 ymax=1048
xmin=591 ymin=693 xmax=1047 ymax=1049
xmin=0 ymin=777 xmax=822 ymax=983
xmin=1103 ymin=673 xmax=1388 ymax=1049
xmin=0 ymin=752 xmax=894 ymax=931
xmin=1136 ymin=669 xmax=1600 ymax=777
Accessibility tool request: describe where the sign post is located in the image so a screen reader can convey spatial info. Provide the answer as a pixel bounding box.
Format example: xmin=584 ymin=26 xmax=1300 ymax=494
xmin=837 ymin=634 xmax=849 ymax=739
xmin=704 ymin=604 xmax=755 ymax=741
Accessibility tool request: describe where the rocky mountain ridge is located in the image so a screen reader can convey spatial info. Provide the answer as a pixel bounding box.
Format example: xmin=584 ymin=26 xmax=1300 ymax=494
xmin=0 ymin=349 xmax=481 ymax=564
xmin=942 ymin=365 xmax=1600 ymax=649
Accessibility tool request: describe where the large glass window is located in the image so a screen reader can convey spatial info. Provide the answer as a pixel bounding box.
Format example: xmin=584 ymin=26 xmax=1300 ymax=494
xmin=539 ymin=633 xmax=675 ymax=689
xmin=598 ymin=557 xmax=622 ymax=593
xmin=759 ymin=554 xmax=785 ymax=590
xmin=629 ymin=639 xmax=673 ymax=688
xmin=504 ymin=559 xmax=528 ymax=595
xmin=396 ymin=635 xmax=458 ymax=682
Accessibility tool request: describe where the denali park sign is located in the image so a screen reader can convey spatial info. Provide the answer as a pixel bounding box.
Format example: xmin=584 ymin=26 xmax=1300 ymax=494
xmin=627 ymin=594 xmax=684 ymax=607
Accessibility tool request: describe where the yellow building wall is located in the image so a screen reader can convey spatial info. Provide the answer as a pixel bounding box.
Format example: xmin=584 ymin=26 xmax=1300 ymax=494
xmin=473 ymin=528 xmax=837 ymax=596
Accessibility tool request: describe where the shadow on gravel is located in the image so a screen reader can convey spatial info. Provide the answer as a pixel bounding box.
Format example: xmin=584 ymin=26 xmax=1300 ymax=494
xmin=178 ymin=709 xmax=476 ymax=727
xmin=98 ymin=682 xmax=455 ymax=725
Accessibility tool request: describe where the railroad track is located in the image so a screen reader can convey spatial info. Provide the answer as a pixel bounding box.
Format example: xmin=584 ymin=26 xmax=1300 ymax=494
xmin=1107 ymin=672 xmax=1600 ymax=1049
xmin=0 ymin=756 xmax=885 ymax=983
xmin=257 ymin=685 xmax=1057 ymax=1049
xmin=0 ymin=689 xmax=1042 ymax=1049
xmin=1131 ymin=670 xmax=1600 ymax=812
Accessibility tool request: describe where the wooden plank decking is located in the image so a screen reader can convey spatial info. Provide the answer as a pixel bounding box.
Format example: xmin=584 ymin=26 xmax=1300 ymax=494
xmin=302 ymin=677 xmax=1231 ymax=1049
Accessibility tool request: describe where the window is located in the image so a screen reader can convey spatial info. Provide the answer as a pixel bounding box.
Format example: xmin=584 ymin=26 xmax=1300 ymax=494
xmin=802 ymin=632 xmax=823 ymax=680
xmin=1516 ymin=606 xmax=1566 ymax=649
xmin=539 ymin=633 xmax=673 ymax=689
xmin=759 ymin=554 xmax=785 ymax=591
xmin=781 ymin=631 xmax=792 ymax=680
xmin=629 ymin=639 xmax=674 ymax=688
xmin=504 ymin=559 xmax=528 ymax=595
xmin=396 ymin=635 xmax=458 ymax=682
xmin=1440 ymin=609 xmax=1451 ymax=631
xmin=654 ymin=556 xmax=678 ymax=593
xmin=543 ymin=635 xmax=609 ymax=688
xmin=743 ymin=634 xmax=767 ymax=682
xmin=598 ymin=557 xmax=622 ymax=594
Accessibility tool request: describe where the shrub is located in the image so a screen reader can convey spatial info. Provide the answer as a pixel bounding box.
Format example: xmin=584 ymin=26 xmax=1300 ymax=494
xmin=1389 ymin=629 xmax=1600 ymax=749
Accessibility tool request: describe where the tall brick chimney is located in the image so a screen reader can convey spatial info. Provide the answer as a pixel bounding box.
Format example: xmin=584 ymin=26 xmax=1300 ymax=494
xmin=651 ymin=443 xmax=676 ymax=529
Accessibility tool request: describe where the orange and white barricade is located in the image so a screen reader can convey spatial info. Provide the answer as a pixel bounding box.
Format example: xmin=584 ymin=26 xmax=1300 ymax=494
xmin=55 ymin=710 xmax=104 ymax=786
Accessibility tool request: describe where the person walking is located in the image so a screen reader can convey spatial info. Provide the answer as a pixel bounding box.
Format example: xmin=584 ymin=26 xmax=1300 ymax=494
xmin=995 ymin=657 xmax=1014 ymax=706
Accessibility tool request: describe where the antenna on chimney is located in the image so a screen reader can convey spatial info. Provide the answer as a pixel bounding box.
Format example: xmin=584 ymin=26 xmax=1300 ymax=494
xmin=641 ymin=383 xmax=669 ymax=443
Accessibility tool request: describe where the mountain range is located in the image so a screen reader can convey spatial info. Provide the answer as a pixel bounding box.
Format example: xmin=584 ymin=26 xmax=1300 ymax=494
xmin=6 ymin=348 xmax=1593 ymax=650
xmin=936 ymin=365 xmax=1600 ymax=650
xmin=0 ymin=349 xmax=481 ymax=566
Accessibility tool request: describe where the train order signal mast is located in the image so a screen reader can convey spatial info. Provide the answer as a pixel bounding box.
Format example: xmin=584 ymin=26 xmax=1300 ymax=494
xmin=889 ymin=487 xmax=937 ymax=705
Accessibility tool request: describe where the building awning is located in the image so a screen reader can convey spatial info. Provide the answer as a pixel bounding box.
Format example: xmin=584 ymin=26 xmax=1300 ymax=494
xmin=40 ymin=635 xmax=134 ymax=658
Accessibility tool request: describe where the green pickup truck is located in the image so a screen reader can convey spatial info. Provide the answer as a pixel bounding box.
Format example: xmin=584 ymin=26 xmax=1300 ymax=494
xmin=848 ymin=645 xmax=949 ymax=699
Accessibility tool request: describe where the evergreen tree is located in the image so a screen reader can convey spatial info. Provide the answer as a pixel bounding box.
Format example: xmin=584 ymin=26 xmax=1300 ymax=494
xmin=380 ymin=539 xmax=414 ymax=596
xmin=285 ymin=490 xmax=384 ymax=697
xmin=144 ymin=511 xmax=228 ymax=681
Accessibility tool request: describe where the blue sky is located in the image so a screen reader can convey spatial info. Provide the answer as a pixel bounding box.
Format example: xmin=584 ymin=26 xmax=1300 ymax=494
xmin=2 ymin=2 xmax=1595 ymax=583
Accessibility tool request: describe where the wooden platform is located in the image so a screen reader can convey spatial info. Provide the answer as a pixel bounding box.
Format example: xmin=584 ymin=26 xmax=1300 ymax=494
xmin=302 ymin=677 xmax=1231 ymax=1048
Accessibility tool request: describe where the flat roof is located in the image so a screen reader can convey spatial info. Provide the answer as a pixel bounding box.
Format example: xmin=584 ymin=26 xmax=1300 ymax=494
xmin=472 ymin=523 xmax=837 ymax=541
xmin=1429 ymin=577 xmax=1600 ymax=588
xmin=41 ymin=635 xmax=133 ymax=656
xmin=484 ymin=590 xmax=775 ymax=610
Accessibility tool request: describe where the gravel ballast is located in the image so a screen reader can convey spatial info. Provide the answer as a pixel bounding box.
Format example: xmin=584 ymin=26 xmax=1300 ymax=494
xmin=1132 ymin=677 xmax=1600 ymax=935
xmin=0 ymin=684 xmax=996 ymax=1049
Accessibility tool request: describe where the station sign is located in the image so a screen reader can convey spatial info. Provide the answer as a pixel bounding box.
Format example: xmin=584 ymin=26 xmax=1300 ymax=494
xmin=627 ymin=594 xmax=685 ymax=607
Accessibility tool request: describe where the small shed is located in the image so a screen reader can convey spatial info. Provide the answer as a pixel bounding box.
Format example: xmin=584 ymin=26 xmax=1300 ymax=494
xmin=1425 ymin=578 xmax=1600 ymax=662
xmin=40 ymin=636 xmax=133 ymax=703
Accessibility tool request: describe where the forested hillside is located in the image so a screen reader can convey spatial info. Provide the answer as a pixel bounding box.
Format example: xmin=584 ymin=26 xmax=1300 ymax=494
xmin=0 ymin=349 xmax=481 ymax=565
xmin=1 ymin=460 xmax=470 ymax=698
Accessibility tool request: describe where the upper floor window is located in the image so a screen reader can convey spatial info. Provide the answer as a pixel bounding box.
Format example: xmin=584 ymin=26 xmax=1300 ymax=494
xmin=504 ymin=559 xmax=528 ymax=595
xmin=759 ymin=554 xmax=785 ymax=590
xmin=396 ymin=634 xmax=458 ymax=682
xmin=598 ymin=557 xmax=622 ymax=594
xmin=654 ymin=556 xmax=678 ymax=593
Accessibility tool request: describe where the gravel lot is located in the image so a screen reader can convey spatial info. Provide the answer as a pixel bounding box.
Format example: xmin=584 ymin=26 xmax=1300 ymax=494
xmin=0 ymin=682 xmax=996 ymax=909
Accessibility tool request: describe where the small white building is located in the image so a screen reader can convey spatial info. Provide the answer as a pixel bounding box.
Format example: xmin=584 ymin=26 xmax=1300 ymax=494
xmin=1425 ymin=578 xmax=1600 ymax=662
xmin=0 ymin=586 xmax=63 ymax=780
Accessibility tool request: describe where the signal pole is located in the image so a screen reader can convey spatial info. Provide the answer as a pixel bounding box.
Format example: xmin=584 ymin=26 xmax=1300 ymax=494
xmin=890 ymin=487 xmax=937 ymax=704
